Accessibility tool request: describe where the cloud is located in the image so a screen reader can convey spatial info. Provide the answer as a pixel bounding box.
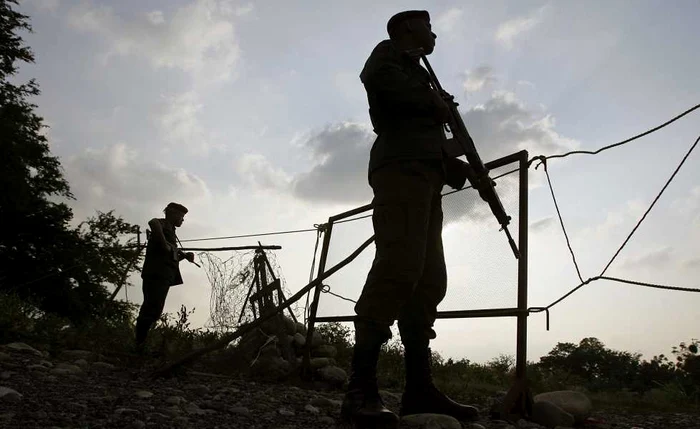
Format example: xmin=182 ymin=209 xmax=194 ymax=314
xmin=67 ymin=0 xmax=241 ymax=84
xmin=495 ymin=6 xmax=546 ymax=50
xmin=283 ymin=90 xmax=573 ymax=208
xmin=672 ymin=186 xmax=700 ymax=227
xmin=23 ymin=0 xmax=60 ymax=12
xmin=235 ymin=153 xmax=291 ymax=192
xmin=619 ymin=246 xmax=674 ymax=270
xmin=463 ymin=65 xmax=498 ymax=93
xmin=462 ymin=90 xmax=578 ymax=160
xmin=531 ymin=217 xmax=555 ymax=232
xmin=234 ymin=3 xmax=254 ymax=17
xmin=157 ymin=91 xmax=222 ymax=155
xmin=682 ymin=258 xmax=700 ymax=269
xmin=291 ymin=122 xmax=375 ymax=204
xmin=63 ymin=143 xmax=211 ymax=223
xmin=435 ymin=8 xmax=464 ymax=36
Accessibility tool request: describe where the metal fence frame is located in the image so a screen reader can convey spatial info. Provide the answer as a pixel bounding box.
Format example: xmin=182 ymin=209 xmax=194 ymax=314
xmin=302 ymin=149 xmax=531 ymax=418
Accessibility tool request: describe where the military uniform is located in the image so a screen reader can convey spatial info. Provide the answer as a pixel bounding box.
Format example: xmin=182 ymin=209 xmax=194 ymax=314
xmin=356 ymin=39 xmax=461 ymax=342
xmin=341 ymin=32 xmax=479 ymax=426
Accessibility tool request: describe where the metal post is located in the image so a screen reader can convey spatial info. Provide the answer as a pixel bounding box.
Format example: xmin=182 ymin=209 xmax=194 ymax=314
xmin=516 ymin=150 xmax=529 ymax=379
xmin=302 ymin=221 xmax=334 ymax=378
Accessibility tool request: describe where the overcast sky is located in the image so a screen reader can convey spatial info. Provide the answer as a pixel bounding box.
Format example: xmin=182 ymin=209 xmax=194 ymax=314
xmin=17 ymin=0 xmax=700 ymax=363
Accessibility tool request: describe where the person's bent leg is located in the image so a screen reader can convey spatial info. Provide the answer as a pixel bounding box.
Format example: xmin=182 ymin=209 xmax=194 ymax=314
xmin=398 ymin=190 xmax=479 ymax=422
xmin=135 ymin=278 xmax=170 ymax=351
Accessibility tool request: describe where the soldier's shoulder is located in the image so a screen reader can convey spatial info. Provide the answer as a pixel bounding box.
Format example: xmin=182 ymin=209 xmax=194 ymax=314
xmin=368 ymin=39 xmax=396 ymax=60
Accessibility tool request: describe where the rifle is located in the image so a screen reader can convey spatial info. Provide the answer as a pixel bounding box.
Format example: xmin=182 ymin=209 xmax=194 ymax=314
xmin=420 ymin=54 xmax=520 ymax=259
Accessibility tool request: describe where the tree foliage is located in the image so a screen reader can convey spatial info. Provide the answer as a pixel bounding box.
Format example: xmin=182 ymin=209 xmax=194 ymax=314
xmin=0 ymin=0 xmax=140 ymax=323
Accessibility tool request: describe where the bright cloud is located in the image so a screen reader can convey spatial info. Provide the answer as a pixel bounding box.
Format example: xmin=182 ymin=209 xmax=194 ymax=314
xmin=67 ymin=0 xmax=242 ymax=84
xmin=463 ymin=65 xmax=498 ymax=93
xmin=495 ymin=6 xmax=546 ymax=50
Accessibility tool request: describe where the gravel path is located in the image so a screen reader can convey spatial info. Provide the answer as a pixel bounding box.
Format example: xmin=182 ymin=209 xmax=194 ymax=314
xmin=0 ymin=343 xmax=697 ymax=429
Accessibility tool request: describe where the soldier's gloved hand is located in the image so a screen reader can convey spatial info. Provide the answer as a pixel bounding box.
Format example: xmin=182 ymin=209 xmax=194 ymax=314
xmin=185 ymin=252 xmax=195 ymax=263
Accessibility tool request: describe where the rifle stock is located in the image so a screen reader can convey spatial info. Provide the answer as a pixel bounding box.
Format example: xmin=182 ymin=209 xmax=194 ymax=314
xmin=420 ymin=54 xmax=520 ymax=259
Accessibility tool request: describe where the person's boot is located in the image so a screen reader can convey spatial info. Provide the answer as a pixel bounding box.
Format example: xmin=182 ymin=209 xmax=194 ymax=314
xmin=134 ymin=318 xmax=151 ymax=355
xmin=400 ymin=337 xmax=479 ymax=421
xmin=341 ymin=321 xmax=399 ymax=429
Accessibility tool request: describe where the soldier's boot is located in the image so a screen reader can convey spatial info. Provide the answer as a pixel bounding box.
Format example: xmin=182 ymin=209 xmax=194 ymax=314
xmin=399 ymin=336 xmax=479 ymax=421
xmin=341 ymin=321 xmax=399 ymax=429
xmin=134 ymin=318 xmax=151 ymax=355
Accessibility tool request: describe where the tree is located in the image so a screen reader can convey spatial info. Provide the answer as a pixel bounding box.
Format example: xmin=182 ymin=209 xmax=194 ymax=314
xmin=539 ymin=337 xmax=641 ymax=390
xmin=0 ymin=1 xmax=140 ymax=323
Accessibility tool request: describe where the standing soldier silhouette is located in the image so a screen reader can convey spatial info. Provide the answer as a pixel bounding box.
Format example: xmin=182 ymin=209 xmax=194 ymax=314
xmin=134 ymin=202 xmax=195 ymax=353
xmin=341 ymin=10 xmax=481 ymax=427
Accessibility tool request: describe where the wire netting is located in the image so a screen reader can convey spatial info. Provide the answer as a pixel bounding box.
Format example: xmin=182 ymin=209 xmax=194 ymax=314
xmin=201 ymin=249 xmax=303 ymax=331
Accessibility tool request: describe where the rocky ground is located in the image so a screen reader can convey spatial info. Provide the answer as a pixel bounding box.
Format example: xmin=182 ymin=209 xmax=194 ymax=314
xmin=0 ymin=342 xmax=698 ymax=429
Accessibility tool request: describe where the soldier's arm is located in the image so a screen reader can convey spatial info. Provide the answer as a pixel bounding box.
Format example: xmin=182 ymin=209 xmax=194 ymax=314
xmin=147 ymin=218 xmax=171 ymax=252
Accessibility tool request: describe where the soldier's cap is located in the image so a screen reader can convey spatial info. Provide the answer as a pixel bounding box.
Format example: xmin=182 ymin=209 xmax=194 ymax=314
xmin=387 ymin=10 xmax=430 ymax=36
xmin=165 ymin=202 xmax=188 ymax=214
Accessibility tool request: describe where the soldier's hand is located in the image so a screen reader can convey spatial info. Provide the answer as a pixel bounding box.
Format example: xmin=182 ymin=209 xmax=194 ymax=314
xmin=431 ymin=90 xmax=450 ymax=123
xmin=185 ymin=252 xmax=195 ymax=263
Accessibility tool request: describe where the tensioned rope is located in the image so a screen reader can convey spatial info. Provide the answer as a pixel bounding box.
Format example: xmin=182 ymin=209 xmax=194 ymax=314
xmin=530 ymin=132 xmax=700 ymax=322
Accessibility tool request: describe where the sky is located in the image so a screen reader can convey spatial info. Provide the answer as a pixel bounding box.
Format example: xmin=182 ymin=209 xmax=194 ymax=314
xmin=15 ymin=0 xmax=700 ymax=364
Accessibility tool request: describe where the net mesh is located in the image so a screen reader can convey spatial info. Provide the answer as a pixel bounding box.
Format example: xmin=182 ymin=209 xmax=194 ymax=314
xmin=200 ymin=249 xmax=302 ymax=331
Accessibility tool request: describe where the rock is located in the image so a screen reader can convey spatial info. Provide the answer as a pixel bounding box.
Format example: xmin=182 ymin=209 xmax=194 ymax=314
xmin=260 ymin=343 xmax=281 ymax=358
xmin=66 ymin=402 xmax=88 ymax=412
xmin=534 ymin=390 xmax=592 ymax=424
xmin=293 ymin=332 xmax=306 ymax=347
xmin=51 ymin=363 xmax=83 ymax=375
xmin=317 ymin=365 xmax=347 ymax=387
xmin=145 ymin=412 xmax=169 ymax=420
xmin=59 ymin=350 xmax=94 ymax=361
xmin=318 ymin=415 xmax=335 ymax=425
xmin=310 ymin=357 xmax=331 ymax=369
xmin=531 ymin=400 xmax=575 ymax=428
xmin=295 ymin=322 xmax=307 ymax=335
xmin=165 ymin=396 xmax=186 ymax=405
xmin=183 ymin=383 xmax=210 ymax=395
xmin=0 ymin=386 xmax=22 ymax=402
xmin=135 ymin=390 xmax=154 ymax=399
xmin=39 ymin=360 xmax=53 ymax=368
xmin=0 ymin=372 xmax=9 ymax=380
xmin=114 ymin=408 xmax=141 ymax=417
xmin=310 ymin=396 xmax=336 ymax=408
xmin=129 ymin=421 xmax=146 ymax=429
xmin=312 ymin=344 xmax=338 ymax=358
xmin=311 ymin=330 xmax=325 ymax=347
xmin=4 ymin=342 xmax=42 ymax=356
xmin=251 ymin=356 xmax=292 ymax=379
xmin=282 ymin=315 xmax=297 ymax=335
xmin=230 ymin=406 xmax=250 ymax=416
xmin=516 ymin=419 xmax=545 ymax=428
xmin=304 ymin=404 xmax=320 ymax=414
xmin=465 ymin=424 xmax=486 ymax=429
xmin=380 ymin=390 xmax=401 ymax=401
xmin=0 ymin=352 xmax=9 ymax=361
xmin=278 ymin=407 xmax=295 ymax=416
xmin=92 ymin=362 xmax=116 ymax=372
xmin=183 ymin=403 xmax=207 ymax=415
xmin=27 ymin=364 xmax=49 ymax=371
xmin=399 ymin=413 xmax=462 ymax=429
xmin=74 ymin=359 xmax=89 ymax=368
